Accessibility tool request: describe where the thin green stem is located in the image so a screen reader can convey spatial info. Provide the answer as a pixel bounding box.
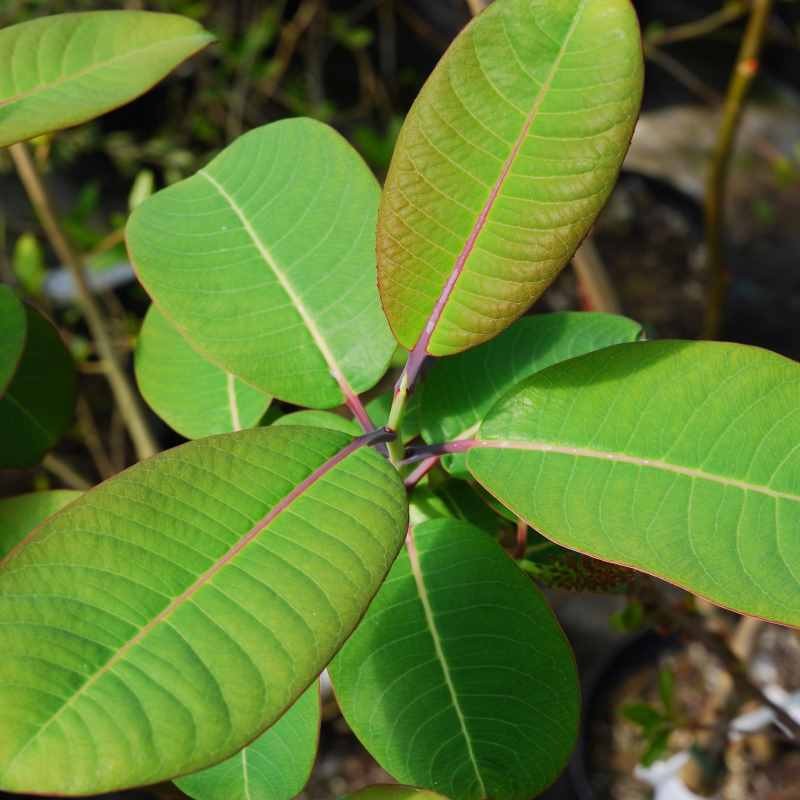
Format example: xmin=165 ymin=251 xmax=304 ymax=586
xmin=9 ymin=142 xmax=158 ymax=462
xmin=646 ymin=2 xmax=749 ymax=48
xmin=703 ymin=0 xmax=773 ymax=338
xmin=386 ymin=368 xmax=410 ymax=465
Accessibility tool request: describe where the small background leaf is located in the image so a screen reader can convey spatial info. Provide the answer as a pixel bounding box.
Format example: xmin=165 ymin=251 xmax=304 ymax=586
xmin=330 ymin=519 xmax=579 ymax=800
xmin=420 ymin=312 xmax=642 ymax=476
xmin=135 ymin=305 xmax=271 ymax=439
xmin=0 ymin=11 xmax=213 ymax=147
xmin=0 ymin=426 xmax=407 ymax=794
xmin=175 ymin=683 xmax=320 ymax=800
xmin=0 ymin=490 xmax=80 ymax=559
xmin=0 ymin=285 xmax=26 ymax=394
xmin=0 ymin=301 xmax=76 ymax=468
xmin=469 ymin=341 xmax=800 ymax=626
xmin=128 ymin=118 xmax=396 ymax=408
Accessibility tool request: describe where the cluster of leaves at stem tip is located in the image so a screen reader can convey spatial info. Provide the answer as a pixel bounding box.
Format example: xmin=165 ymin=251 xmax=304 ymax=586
xmin=0 ymin=3 xmax=798 ymax=800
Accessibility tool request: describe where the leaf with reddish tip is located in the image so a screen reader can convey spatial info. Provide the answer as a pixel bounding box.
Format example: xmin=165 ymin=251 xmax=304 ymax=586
xmin=0 ymin=12 xmax=213 ymax=147
xmin=0 ymin=426 xmax=407 ymax=794
xmin=468 ymin=341 xmax=800 ymax=627
xmin=377 ymin=0 xmax=643 ymax=357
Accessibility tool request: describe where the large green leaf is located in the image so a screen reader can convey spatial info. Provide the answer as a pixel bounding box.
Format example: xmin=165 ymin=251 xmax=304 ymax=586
xmin=0 ymin=285 xmax=26 ymax=395
xmin=0 ymin=302 xmax=76 ymax=468
xmin=128 ymin=119 xmax=396 ymax=409
xmin=0 ymin=11 xmax=213 ymax=147
xmin=468 ymin=341 xmax=800 ymax=626
xmin=0 ymin=426 xmax=407 ymax=794
xmin=0 ymin=490 xmax=80 ymax=559
xmin=344 ymin=788 xmax=451 ymax=800
xmin=421 ymin=312 xmax=642 ymax=476
xmin=135 ymin=305 xmax=271 ymax=439
xmin=176 ymin=683 xmax=320 ymax=800
xmin=377 ymin=0 xmax=643 ymax=357
xmin=330 ymin=519 xmax=579 ymax=800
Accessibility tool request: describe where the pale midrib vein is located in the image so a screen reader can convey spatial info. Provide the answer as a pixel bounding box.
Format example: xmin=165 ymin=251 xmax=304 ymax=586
xmin=476 ymin=440 xmax=800 ymax=503
xmin=411 ymin=2 xmax=587 ymax=356
xmin=241 ymin=747 xmax=252 ymax=800
xmin=405 ymin=527 xmax=487 ymax=797
xmin=226 ymin=373 xmax=242 ymax=431
xmin=0 ymin=33 xmax=207 ymax=109
xmin=0 ymin=436 xmax=368 ymax=779
xmin=198 ymin=169 xmax=358 ymax=400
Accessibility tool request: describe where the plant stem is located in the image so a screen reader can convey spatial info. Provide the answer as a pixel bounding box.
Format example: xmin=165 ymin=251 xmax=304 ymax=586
xmin=703 ymin=0 xmax=773 ymax=339
xmin=9 ymin=142 xmax=158 ymax=462
xmin=646 ymin=2 xmax=749 ymax=48
xmin=572 ymin=236 xmax=622 ymax=313
xmin=42 ymin=454 xmax=92 ymax=490
xmin=76 ymin=396 xmax=115 ymax=479
xmin=404 ymin=455 xmax=440 ymax=489
xmin=644 ymin=44 xmax=723 ymax=106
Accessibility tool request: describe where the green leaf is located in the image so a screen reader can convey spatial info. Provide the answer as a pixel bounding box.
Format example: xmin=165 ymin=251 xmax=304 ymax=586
xmin=12 ymin=234 xmax=46 ymax=296
xmin=0 ymin=490 xmax=80 ymax=560
xmin=0 ymin=426 xmax=407 ymax=794
xmin=622 ymin=704 xmax=664 ymax=730
xmin=659 ymin=668 xmax=675 ymax=715
xmin=409 ymin=478 xmax=512 ymax=538
xmin=343 ymin=788 xmax=451 ymax=800
xmin=0 ymin=285 xmax=26 ymax=395
xmin=468 ymin=341 xmax=800 ymax=626
xmin=377 ymin=0 xmax=643 ymax=357
xmin=421 ymin=312 xmax=642 ymax=477
xmin=0 ymin=301 xmax=76 ymax=468
xmin=128 ymin=119 xmax=396 ymax=409
xmin=175 ymin=683 xmax=320 ymax=800
xmin=135 ymin=305 xmax=271 ymax=439
xmin=330 ymin=519 xmax=579 ymax=800
xmin=0 ymin=11 xmax=214 ymax=147
xmin=641 ymin=729 xmax=671 ymax=767
xmin=272 ymin=410 xmax=361 ymax=436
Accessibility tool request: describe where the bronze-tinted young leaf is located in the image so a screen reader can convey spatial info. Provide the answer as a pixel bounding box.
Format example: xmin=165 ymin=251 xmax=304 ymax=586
xmin=175 ymin=683 xmax=320 ymax=800
xmin=0 ymin=302 xmax=76 ymax=468
xmin=468 ymin=341 xmax=800 ymax=627
xmin=128 ymin=119 xmax=396 ymax=409
xmin=0 ymin=12 xmax=213 ymax=147
xmin=0 ymin=490 xmax=80 ymax=560
xmin=330 ymin=520 xmax=579 ymax=800
xmin=0 ymin=426 xmax=407 ymax=794
xmin=377 ymin=0 xmax=643 ymax=356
